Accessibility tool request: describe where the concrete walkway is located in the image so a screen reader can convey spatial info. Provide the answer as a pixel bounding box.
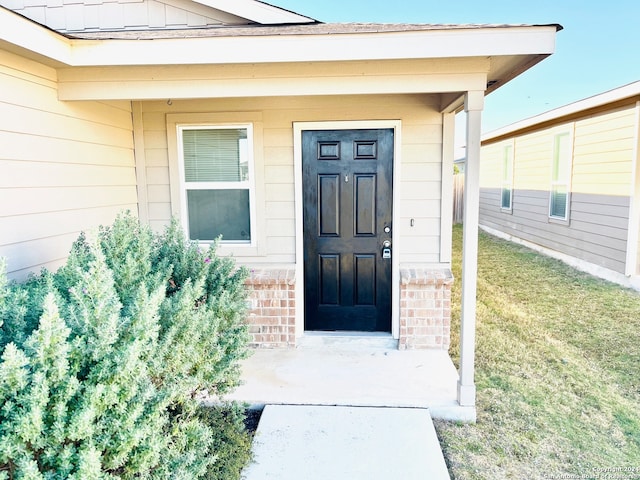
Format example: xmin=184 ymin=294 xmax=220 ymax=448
xmin=242 ymin=405 xmax=451 ymax=480
xmin=220 ymin=335 xmax=471 ymax=479
xmin=226 ymin=334 xmax=475 ymax=421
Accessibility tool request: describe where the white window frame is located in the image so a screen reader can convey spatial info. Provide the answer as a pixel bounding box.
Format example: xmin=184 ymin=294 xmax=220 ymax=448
xmin=500 ymin=141 xmax=514 ymax=211
xmin=176 ymin=123 xmax=257 ymax=247
xmin=549 ymin=130 xmax=574 ymax=222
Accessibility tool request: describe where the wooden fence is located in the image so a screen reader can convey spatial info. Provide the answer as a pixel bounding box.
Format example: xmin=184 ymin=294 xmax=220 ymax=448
xmin=453 ymin=174 xmax=464 ymax=224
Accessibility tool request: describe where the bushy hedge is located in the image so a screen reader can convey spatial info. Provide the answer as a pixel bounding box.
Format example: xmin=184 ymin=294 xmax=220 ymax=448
xmin=0 ymin=213 xmax=252 ymax=479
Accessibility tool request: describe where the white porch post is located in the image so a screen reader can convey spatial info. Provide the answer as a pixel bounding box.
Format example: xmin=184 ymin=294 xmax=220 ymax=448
xmin=457 ymin=90 xmax=484 ymax=407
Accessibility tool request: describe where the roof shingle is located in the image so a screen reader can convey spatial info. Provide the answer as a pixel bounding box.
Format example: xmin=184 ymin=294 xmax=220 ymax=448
xmin=66 ymin=22 xmax=561 ymax=40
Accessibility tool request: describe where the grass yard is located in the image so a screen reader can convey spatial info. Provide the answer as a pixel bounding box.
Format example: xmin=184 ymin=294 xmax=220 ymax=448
xmin=434 ymin=225 xmax=640 ymax=480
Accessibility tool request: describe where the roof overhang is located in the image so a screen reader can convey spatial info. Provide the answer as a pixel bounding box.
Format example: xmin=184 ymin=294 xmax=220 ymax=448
xmin=0 ymin=6 xmax=560 ymax=106
xmin=64 ymin=27 xmax=558 ymax=68
xmin=483 ymin=80 xmax=640 ymax=144
xmin=192 ymin=0 xmax=316 ymax=24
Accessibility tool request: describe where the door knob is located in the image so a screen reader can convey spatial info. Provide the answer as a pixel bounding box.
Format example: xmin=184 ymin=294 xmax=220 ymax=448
xmin=382 ymin=240 xmax=392 ymax=259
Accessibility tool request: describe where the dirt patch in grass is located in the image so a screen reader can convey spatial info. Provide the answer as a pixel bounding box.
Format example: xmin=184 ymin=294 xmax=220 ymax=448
xmin=435 ymin=226 xmax=640 ymax=479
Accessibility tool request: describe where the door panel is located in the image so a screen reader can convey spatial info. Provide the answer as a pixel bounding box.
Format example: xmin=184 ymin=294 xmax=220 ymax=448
xmin=319 ymin=175 xmax=340 ymax=236
xmin=354 ymin=254 xmax=376 ymax=306
xmin=354 ymin=174 xmax=376 ymax=236
xmin=319 ymin=254 xmax=340 ymax=306
xmin=303 ymin=129 xmax=393 ymax=332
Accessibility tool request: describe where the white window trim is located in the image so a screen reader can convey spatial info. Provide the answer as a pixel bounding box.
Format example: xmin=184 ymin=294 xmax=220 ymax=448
xmin=548 ymin=128 xmax=574 ymax=223
xmin=176 ymin=123 xmax=257 ymax=248
xmin=500 ymin=141 xmax=514 ymax=212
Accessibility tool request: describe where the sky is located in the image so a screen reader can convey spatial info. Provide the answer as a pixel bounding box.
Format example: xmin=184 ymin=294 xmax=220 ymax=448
xmin=272 ymin=0 xmax=640 ymax=134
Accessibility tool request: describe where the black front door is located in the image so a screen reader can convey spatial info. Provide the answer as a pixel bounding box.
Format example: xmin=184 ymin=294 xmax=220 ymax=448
xmin=303 ymin=129 xmax=393 ymax=332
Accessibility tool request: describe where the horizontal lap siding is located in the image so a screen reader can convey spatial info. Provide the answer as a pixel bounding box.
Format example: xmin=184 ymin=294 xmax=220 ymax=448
xmin=0 ymin=50 xmax=137 ymax=280
xmin=140 ymin=94 xmax=443 ymax=265
xmin=480 ymin=106 xmax=635 ymax=274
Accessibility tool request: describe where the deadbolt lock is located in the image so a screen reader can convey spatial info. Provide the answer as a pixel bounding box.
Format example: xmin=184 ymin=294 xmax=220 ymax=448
xmin=382 ymin=240 xmax=392 ymax=259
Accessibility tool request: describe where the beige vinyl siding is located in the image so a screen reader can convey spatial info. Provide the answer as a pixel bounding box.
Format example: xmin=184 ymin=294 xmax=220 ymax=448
xmin=0 ymin=49 xmax=137 ymax=280
xmin=480 ymin=105 xmax=636 ymax=274
xmin=138 ymin=94 xmax=444 ymax=266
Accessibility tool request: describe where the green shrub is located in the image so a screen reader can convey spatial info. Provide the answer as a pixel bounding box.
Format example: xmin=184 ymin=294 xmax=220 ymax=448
xmin=0 ymin=212 xmax=252 ymax=479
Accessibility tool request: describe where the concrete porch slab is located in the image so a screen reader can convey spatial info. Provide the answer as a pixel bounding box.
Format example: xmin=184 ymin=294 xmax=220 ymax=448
xmin=242 ymin=405 xmax=451 ymax=480
xmin=224 ymin=334 xmax=475 ymax=422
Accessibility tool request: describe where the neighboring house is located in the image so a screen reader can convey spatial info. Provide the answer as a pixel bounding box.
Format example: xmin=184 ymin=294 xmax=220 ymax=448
xmin=0 ymin=0 xmax=561 ymax=411
xmin=480 ymin=81 xmax=640 ymax=291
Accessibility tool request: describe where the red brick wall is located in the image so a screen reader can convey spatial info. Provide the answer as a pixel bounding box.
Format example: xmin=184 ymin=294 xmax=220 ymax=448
xmin=399 ymin=268 xmax=453 ymax=350
xmin=244 ymin=267 xmax=453 ymax=350
xmin=245 ymin=268 xmax=296 ymax=348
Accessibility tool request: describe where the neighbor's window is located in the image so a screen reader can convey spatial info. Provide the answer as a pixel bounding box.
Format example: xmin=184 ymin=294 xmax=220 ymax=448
xmin=549 ymin=132 xmax=572 ymax=220
xmin=179 ymin=125 xmax=254 ymax=243
xmin=501 ymin=143 xmax=514 ymax=210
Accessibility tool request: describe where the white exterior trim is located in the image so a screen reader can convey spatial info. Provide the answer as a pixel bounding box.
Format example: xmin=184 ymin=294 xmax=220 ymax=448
xmin=440 ymin=112 xmax=455 ymax=263
xmin=481 ymin=225 xmax=640 ymax=292
xmin=193 ymin=0 xmax=316 ymax=24
xmin=626 ymin=100 xmax=640 ymax=277
xmin=458 ymin=90 xmax=484 ymax=410
xmin=0 ymin=6 xmax=557 ymax=69
xmin=175 ymin=123 xmax=257 ymax=247
xmin=66 ymin=28 xmax=557 ymax=67
xmin=500 ymin=140 xmax=515 ymax=212
xmin=166 ymin=111 xmax=266 ymax=257
xmin=547 ymin=125 xmax=575 ymax=222
xmin=58 ymin=71 xmax=487 ymax=102
xmin=293 ymin=120 xmax=402 ymax=340
xmin=132 ymin=101 xmax=149 ymax=225
xmin=0 ymin=7 xmax=71 ymax=66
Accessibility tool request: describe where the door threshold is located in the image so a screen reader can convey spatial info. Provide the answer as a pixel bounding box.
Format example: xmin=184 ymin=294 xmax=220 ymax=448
xmin=298 ymin=332 xmax=398 ymax=350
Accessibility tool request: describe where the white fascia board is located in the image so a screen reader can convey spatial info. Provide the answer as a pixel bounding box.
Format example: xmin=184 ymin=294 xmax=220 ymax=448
xmin=0 ymin=7 xmax=72 ymax=66
xmin=483 ymin=80 xmax=640 ymax=142
xmin=67 ymin=26 xmax=557 ymax=67
xmin=58 ymin=72 xmax=488 ymax=101
xmin=192 ymin=0 xmax=315 ymax=24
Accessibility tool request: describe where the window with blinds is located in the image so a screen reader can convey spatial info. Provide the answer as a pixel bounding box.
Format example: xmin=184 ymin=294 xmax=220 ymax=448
xmin=179 ymin=126 xmax=253 ymax=243
xmin=549 ymin=132 xmax=572 ymax=220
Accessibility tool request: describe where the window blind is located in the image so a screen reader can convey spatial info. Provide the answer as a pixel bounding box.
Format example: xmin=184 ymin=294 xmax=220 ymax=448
xmin=183 ymin=128 xmax=248 ymax=182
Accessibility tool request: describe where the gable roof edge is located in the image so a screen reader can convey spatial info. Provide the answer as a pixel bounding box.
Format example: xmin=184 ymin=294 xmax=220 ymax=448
xmin=0 ymin=6 xmax=72 ymax=66
xmin=192 ymin=0 xmax=317 ymax=24
xmin=483 ymin=80 xmax=640 ymax=143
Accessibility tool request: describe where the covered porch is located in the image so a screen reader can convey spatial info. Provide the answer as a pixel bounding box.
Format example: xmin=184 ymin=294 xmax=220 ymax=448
xmin=224 ymin=333 xmax=474 ymax=422
xmin=3 ymin=14 xmax=560 ymax=420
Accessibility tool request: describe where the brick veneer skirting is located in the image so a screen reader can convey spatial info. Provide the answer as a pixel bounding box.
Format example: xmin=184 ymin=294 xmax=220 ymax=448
xmin=399 ymin=268 xmax=454 ymax=350
xmin=244 ymin=267 xmax=453 ymax=350
xmin=245 ymin=268 xmax=296 ymax=348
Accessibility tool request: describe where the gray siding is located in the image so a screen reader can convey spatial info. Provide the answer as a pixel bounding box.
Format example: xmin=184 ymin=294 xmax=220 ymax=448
xmin=480 ymin=188 xmax=629 ymax=273
xmin=480 ymin=105 xmax=637 ymax=276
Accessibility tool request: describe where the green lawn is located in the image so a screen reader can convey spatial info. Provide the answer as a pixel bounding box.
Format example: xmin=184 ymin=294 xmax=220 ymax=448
xmin=434 ymin=225 xmax=640 ymax=480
